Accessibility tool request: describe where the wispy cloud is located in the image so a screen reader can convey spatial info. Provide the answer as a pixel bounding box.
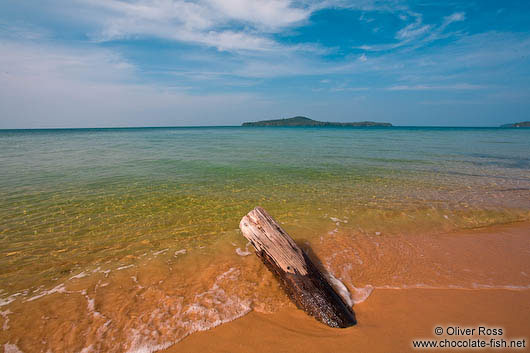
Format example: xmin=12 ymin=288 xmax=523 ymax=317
xmin=395 ymin=12 xmax=431 ymax=40
xmin=0 ymin=40 xmax=136 ymax=83
xmin=443 ymin=12 xmax=466 ymax=26
xmin=0 ymin=21 xmax=50 ymax=40
xmin=357 ymin=6 xmax=467 ymax=52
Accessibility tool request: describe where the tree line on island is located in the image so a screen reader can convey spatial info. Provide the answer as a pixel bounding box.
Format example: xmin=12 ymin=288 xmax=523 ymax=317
xmin=241 ymin=116 xmax=530 ymax=128
xmin=242 ymin=116 xmax=392 ymax=127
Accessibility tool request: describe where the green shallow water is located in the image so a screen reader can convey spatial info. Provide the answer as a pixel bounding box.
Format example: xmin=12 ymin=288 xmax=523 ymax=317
xmin=1 ymin=127 xmax=530 ymax=295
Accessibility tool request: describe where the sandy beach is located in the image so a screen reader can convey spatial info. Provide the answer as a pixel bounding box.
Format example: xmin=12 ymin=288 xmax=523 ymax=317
xmin=168 ymin=288 xmax=530 ymax=353
xmin=166 ymin=222 xmax=530 ymax=353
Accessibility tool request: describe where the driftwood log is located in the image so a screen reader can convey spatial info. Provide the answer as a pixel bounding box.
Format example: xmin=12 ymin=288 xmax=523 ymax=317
xmin=239 ymin=206 xmax=356 ymax=328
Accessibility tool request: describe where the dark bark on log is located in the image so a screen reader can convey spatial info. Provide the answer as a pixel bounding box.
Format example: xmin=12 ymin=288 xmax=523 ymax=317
xmin=239 ymin=206 xmax=356 ymax=328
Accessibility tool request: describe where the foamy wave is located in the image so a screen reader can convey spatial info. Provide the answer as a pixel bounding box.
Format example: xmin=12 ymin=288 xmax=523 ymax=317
xmin=351 ymin=285 xmax=374 ymax=304
xmin=0 ymin=294 xmax=20 ymax=307
xmin=121 ymin=267 xmax=252 ymax=353
xmin=2 ymin=263 xmax=259 ymax=353
xmin=126 ymin=332 xmax=173 ymax=353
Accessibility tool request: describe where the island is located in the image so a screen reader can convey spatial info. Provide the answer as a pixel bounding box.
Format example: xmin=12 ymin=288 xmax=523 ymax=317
xmin=500 ymin=121 xmax=530 ymax=128
xmin=242 ymin=116 xmax=392 ymax=127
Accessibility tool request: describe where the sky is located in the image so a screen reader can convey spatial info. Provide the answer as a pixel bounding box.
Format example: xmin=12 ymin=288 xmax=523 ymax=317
xmin=1 ymin=0 xmax=529 ymax=128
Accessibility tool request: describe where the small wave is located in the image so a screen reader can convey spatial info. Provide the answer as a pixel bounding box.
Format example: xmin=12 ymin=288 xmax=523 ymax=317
xmin=153 ymin=249 xmax=169 ymax=256
xmin=116 ymin=264 xmax=135 ymax=271
xmin=70 ymin=271 xmax=89 ymax=280
xmin=470 ymin=283 xmax=530 ymax=290
xmin=174 ymin=249 xmax=186 ymax=256
xmin=351 ymin=285 xmax=374 ymax=304
xmin=235 ymin=243 xmax=252 ymax=256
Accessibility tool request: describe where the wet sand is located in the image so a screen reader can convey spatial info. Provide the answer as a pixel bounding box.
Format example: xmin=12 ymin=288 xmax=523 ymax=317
xmin=166 ymin=222 xmax=530 ymax=353
xmin=168 ymin=288 xmax=530 ymax=353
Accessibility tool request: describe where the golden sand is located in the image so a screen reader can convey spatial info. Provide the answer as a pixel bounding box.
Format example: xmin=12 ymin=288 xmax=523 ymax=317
xmin=168 ymin=288 xmax=530 ymax=353
xmin=166 ymin=222 xmax=530 ymax=353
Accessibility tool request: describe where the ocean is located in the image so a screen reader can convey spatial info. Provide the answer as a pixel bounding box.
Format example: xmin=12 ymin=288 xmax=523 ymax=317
xmin=1 ymin=126 xmax=529 ymax=352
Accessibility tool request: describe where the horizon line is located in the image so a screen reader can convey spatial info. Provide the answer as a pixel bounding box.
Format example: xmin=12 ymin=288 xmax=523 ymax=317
xmin=0 ymin=124 xmax=523 ymax=130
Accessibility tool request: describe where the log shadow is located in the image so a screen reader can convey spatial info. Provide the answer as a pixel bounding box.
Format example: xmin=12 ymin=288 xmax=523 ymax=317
xmin=297 ymin=238 xmax=357 ymax=325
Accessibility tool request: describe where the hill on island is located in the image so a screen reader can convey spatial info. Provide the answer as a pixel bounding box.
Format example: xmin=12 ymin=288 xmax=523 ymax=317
xmin=242 ymin=116 xmax=392 ymax=127
xmin=500 ymin=121 xmax=530 ymax=128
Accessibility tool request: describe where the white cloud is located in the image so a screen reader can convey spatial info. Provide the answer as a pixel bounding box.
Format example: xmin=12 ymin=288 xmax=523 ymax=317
xmin=179 ymin=29 xmax=279 ymax=52
xmin=207 ymin=0 xmax=310 ymax=31
xmin=78 ymin=0 xmax=315 ymax=51
xmin=444 ymin=12 xmax=465 ymax=26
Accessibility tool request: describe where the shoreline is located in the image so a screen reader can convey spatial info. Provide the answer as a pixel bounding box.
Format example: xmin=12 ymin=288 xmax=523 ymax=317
xmin=162 ymin=221 xmax=530 ymax=353
xmin=166 ymin=288 xmax=530 ymax=353
xmin=1 ymin=221 xmax=529 ymax=352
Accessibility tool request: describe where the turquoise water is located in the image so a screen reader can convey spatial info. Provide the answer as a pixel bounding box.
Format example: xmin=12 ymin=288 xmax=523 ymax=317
xmin=0 ymin=127 xmax=529 ymax=352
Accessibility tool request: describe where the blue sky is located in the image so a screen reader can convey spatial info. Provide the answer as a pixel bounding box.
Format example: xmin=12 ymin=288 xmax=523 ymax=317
xmin=1 ymin=0 xmax=529 ymax=127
